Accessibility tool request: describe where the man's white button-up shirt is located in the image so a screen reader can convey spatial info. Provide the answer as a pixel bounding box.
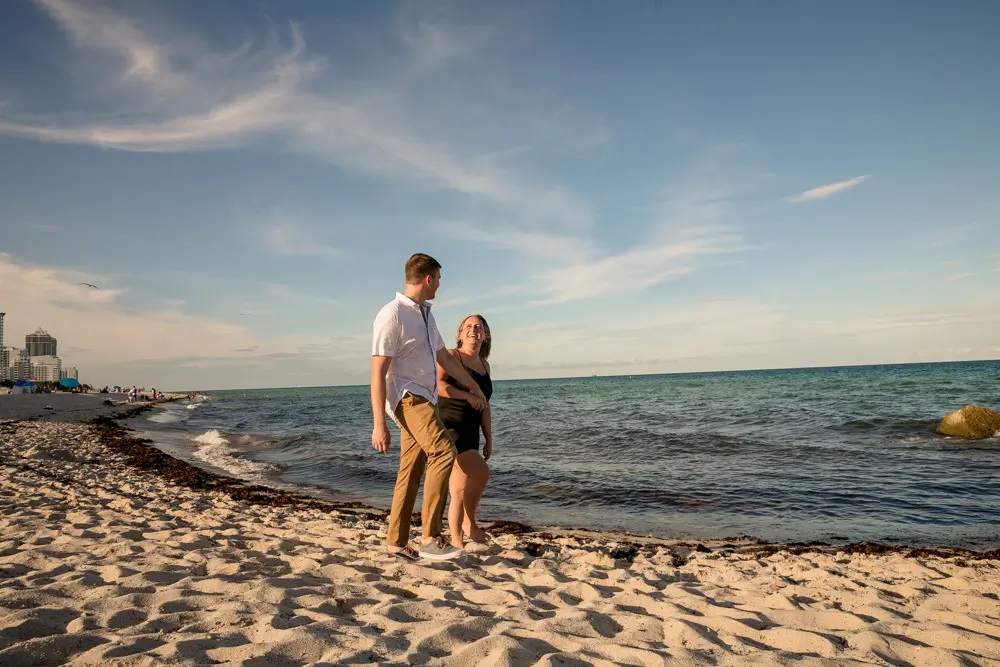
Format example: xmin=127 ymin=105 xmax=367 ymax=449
xmin=372 ymin=292 xmax=447 ymax=415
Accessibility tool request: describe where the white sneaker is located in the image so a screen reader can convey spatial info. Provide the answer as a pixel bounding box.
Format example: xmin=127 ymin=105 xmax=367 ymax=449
xmin=419 ymin=536 xmax=463 ymax=561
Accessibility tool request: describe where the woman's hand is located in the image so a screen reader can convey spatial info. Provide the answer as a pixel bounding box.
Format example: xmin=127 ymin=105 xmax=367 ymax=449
xmin=483 ymin=439 xmax=493 ymax=461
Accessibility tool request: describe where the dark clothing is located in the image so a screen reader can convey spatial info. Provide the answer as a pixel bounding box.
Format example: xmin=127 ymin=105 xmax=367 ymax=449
xmin=438 ymin=360 xmax=493 ymax=454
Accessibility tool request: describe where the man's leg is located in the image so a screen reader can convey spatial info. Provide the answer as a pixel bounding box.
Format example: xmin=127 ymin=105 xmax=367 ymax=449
xmin=404 ymin=400 xmax=457 ymax=541
xmin=386 ymin=397 xmax=427 ymax=549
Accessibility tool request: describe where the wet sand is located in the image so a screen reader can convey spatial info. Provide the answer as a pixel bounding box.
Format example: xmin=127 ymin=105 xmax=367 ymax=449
xmin=0 ymin=393 xmax=187 ymax=424
xmin=1 ymin=406 xmax=998 ymax=666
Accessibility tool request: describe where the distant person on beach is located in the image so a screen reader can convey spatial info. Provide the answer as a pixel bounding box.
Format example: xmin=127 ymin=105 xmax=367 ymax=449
xmin=371 ymin=253 xmax=488 ymax=562
xmin=437 ymin=314 xmax=494 ymax=548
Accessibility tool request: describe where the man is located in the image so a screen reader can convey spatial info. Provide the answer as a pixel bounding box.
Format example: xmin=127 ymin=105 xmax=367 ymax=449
xmin=371 ymin=253 xmax=488 ymax=561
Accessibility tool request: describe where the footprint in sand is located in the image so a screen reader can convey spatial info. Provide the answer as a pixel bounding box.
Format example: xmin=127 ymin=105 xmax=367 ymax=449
xmin=0 ymin=607 xmax=80 ymax=651
xmin=461 ymin=587 xmax=521 ymax=606
xmin=0 ymin=633 xmax=109 ymax=666
xmin=103 ymin=608 xmax=148 ymax=629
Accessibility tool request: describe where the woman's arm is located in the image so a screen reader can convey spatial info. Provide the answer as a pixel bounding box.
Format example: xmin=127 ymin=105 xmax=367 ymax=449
xmin=481 ymin=359 xmax=493 ymax=460
xmin=481 ymin=403 xmax=493 ymax=461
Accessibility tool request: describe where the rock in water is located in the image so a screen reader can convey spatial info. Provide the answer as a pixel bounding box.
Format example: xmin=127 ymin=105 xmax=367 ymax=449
xmin=936 ymin=405 xmax=1000 ymax=439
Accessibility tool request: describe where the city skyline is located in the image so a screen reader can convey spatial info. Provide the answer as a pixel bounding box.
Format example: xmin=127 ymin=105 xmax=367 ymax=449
xmin=0 ymin=317 xmax=77 ymax=384
xmin=1 ymin=0 xmax=998 ymax=390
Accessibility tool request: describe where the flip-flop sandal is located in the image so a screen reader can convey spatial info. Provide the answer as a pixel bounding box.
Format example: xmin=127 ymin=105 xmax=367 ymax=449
xmin=389 ymin=546 xmax=420 ymax=561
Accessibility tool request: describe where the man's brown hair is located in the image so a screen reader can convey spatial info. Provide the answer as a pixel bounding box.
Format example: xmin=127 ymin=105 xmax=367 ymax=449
xmin=405 ymin=253 xmax=442 ymax=284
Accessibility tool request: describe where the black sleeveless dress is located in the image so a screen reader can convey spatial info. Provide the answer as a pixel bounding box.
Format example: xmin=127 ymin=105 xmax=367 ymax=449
xmin=438 ymin=360 xmax=493 ymax=454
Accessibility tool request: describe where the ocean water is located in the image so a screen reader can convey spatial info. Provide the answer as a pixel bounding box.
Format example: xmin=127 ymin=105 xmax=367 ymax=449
xmin=135 ymin=361 xmax=1000 ymax=548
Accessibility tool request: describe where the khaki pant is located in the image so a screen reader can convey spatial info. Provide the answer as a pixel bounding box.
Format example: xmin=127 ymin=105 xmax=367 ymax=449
xmin=387 ymin=394 xmax=457 ymax=547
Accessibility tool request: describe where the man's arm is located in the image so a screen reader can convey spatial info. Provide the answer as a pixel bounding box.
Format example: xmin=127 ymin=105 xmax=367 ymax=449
xmin=371 ymin=355 xmax=393 ymax=453
xmin=436 ymin=349 xmax=484 ymax=408
xmin=436 ymin=348 xmax=487 ymax=410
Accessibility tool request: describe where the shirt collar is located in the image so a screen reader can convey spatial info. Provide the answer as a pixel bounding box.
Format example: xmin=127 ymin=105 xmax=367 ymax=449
xmin=395 ymin=292 xmax=431 ymax=312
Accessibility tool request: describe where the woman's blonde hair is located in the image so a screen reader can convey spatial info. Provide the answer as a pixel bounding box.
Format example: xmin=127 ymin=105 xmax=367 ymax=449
xmin=455 ymin=314 xmax=491 ymax=360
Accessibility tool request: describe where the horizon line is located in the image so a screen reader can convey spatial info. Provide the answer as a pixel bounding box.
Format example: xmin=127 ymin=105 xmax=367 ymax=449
xmin=171 ymin=357 xmax=1000 ymax=393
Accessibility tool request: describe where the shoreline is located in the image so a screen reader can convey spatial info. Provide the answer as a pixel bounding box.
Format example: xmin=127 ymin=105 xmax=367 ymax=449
xmin=113 ymin=409 xmax=1000 ymax=560
xmin=6 ymin=396 xmax=998 ymax=557
xmin=131 ymin=403 xmax=1000 ymax=558
xmin=3 ymin=403 xmax=1000 ymax=664
xmin=15 ymin=394 xmax=997 ymax=558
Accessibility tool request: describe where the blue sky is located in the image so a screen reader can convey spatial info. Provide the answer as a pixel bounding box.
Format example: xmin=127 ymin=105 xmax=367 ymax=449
xmin=1 ymin=0 xmax=997 ymax=390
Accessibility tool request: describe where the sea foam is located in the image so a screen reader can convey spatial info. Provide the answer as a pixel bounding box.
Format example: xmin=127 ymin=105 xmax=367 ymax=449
xmin=192 ymin=429 xmax=277 ymax=480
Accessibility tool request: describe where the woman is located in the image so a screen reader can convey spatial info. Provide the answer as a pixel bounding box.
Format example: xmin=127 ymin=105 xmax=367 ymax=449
xmin=437 ymin=314 xmax=494 ymax=548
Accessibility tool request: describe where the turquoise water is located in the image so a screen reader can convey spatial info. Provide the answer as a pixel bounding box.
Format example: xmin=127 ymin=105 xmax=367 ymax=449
xmin=139 ymin=361 xmax=1000 ymax=548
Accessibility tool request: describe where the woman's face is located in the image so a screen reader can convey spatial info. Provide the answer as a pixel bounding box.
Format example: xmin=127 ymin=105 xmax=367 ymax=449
xmin=460 ymin=317 xmax=486 ymax=347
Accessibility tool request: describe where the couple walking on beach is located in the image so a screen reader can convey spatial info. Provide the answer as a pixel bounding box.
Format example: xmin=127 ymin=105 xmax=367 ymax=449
xmin=370 ymin=253 xmax=495 ymax=561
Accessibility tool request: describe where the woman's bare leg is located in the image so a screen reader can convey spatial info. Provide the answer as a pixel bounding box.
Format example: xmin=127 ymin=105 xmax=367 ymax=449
xmin=448 ymin=462 xmax=468 ymax=548
xmin=456 ymin=450 xmax=490 ymax=542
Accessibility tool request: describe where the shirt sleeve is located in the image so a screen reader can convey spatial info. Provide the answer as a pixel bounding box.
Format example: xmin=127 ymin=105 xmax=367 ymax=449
xmin=427 ymin=312 xmax=447 ymax=352
xmin=372 ymin=307 xmax=399 ymax=357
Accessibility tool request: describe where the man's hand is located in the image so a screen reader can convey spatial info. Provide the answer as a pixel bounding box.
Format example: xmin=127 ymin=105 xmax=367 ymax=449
xmin=466 ymin=393 xmax=487 ymax=411
xmin=468 ymin=382 xmax=487 ymax=410
xmin=372 ymin=422 xmax=390 ymax=454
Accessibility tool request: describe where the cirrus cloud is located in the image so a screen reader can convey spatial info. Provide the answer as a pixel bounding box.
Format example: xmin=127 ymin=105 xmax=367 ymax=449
xmin=788 ymin=175 xmax=871 ymax=203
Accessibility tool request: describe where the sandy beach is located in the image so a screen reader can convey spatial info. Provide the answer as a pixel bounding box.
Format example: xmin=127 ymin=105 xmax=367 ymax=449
xmin=1 ymin=402 xmax=999 ymax=666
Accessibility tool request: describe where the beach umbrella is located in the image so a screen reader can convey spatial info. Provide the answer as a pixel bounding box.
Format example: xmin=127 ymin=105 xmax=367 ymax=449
xmin=59 ymin=377 xmax=80 ymax=389
xmin=13 ymin=380 xmax=34 ymax=387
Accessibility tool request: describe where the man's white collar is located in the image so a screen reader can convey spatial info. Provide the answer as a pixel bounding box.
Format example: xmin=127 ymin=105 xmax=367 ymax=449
xmin=395 ymin=292 xmax=430 ymax=310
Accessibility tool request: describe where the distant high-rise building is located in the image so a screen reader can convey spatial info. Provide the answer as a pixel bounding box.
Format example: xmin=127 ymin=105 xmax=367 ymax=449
xmin=10 ymin=349 xmax=31 ymax=382
xmin=1 ymin=314 xmax=8 ymax=382
xmin=62 ymin=366 xmax=79 ymax=381
xmin=26 ymin=327 xmax=57 ymax=357
xmin=31 ymin=355 xmax=62 ymax=383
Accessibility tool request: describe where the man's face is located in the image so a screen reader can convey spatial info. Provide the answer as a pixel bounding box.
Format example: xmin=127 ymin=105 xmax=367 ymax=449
xmin=425 ymin=270 xmax=441 ymax=300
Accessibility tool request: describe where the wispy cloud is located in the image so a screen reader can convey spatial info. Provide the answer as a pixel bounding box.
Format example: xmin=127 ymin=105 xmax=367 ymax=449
xmin=867 ymin=267 xmax=918 ymax=282
xmin=266 ymin=220 xmax=343 ymax=261
xmin=441 ymin=151 xmax=757 ymax=303
xmin=394 ymin=5 xmax=493 ymax=74
xmin=945 ymin=272 xmax=977 ymax=281
xmin=258 ymin=283 xmax=342 ymax=308
xmin=35 ymin=0 xmax=184 ymax=91
xmin=497 ymin=295 xmax=1000 ymax=377
xmin=529 ymin=226 xmax=744 ymax=304
xmin=438 ymin=221 xmax=744 ymax=305
xmin=0 ymin=1 xmax=591 ymax=229
xmin=929 ymin=223 xmax=977 ymax=248
xmin=788 ymin=175 xmax=870 ymax=203
xmin=0 ymin=252 xmax=261 ymax=377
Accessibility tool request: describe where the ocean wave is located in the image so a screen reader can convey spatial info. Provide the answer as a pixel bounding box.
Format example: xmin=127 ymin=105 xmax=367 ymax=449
xmin=192 ymin=429 xmax=279 ymax=481
xmin=148 ymin=409 xmax=183 ymax=424
xmin=186 ymin=402 xmax=203 ymax=410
